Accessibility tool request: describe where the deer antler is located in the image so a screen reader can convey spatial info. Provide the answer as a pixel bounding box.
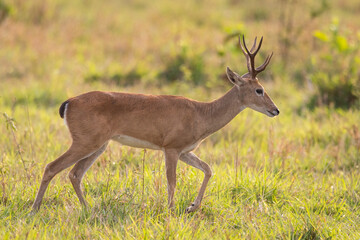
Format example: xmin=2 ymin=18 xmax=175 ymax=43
xmin=239 ymin=36 xmax=273 ymax=79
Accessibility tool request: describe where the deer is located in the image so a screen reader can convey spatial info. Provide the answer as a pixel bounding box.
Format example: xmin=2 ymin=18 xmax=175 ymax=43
xmin=32 ymin=36 xmax=279 ymax=213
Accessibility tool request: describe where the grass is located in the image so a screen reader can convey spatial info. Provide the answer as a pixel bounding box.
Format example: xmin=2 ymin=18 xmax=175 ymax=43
xmin=1 ymin=0 xmax=360 ymax=239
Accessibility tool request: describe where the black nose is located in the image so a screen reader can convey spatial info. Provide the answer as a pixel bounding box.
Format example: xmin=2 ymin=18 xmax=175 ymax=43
xmin=271 ymin=108 xmax=280 ymax=116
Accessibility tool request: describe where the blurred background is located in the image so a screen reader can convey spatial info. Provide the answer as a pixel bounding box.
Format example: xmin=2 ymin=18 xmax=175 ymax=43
xmin=0 ymin=0 xmax=359 ymax=109
xmin=1 ymin=0 xmax=360 ymax=238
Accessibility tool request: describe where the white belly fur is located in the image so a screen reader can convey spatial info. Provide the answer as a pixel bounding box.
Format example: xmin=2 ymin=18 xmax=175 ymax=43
xmin=112 ymin=135 xmax=163 ymax=150
xmin=181 ymin=141 xmax=201 ymax=154
xmin=111 ymin=135 xmax=201 ymax=153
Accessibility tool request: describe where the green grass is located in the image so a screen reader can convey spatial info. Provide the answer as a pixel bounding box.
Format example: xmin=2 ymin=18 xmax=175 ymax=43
xmin=1 ymin=0 xmax=360 ymax=239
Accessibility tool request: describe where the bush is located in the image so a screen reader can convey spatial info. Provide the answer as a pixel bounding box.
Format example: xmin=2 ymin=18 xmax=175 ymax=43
xmin=159 ymin=44 xmax=206 ymax=85
xmin=309 ymin=19 xmax=360 ymax=109
xmin=0 ymin=0 xmax=10 ymax=24
xmin=84 ymin=68 xmax=146 ymax=86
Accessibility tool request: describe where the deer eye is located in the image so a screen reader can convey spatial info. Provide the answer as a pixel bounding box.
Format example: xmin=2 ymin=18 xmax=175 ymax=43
xmin=255 ymin=89 xmax=263 ymax=96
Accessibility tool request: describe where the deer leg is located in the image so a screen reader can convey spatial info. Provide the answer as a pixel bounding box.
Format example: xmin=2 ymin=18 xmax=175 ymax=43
xmin=32 ymin=143 xmax=105 ymax=211
xmin=179 ymin=152 xmax=212 ymax=213
xmin=68 ymin=142 xmax=108 ymax=207
xmin=164 ymin=149 xmax=179 ymax=209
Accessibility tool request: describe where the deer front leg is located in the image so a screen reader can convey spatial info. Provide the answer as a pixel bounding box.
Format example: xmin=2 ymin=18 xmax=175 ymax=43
xmin=179 ymin=152 xmax=212 ymax=213
xmin=164 ymin=149 xmax=179 ymax=209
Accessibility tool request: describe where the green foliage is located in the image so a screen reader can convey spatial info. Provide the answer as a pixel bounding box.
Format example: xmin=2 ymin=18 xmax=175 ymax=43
xmin=159 ymin=44 xmax=206 ymax=85
xmin=310 ymin=0 xmax=330 ymax=19
xmin=223 ymin=23 xmax=245 ymax=42
xmin=310 ymin=19 xmax=360 ymax=108
xmin=83 ymin=60 xmax=149 ymax=86
xmin=0 ymin=0 xmax=10 ymax=24
xmin=85 ymin=68 xmax=146 ymax=86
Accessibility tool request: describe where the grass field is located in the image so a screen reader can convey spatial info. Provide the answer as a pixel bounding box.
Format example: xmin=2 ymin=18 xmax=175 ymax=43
xmin=1 ymin=0 xmax=360 ymax=239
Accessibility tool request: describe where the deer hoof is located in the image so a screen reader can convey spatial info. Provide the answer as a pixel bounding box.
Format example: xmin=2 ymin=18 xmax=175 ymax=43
xmin=185 ymin=203 xmax=199 ymax=213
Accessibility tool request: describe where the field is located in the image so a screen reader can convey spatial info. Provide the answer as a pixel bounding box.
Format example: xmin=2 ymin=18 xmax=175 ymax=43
xmin=1 ymin=0 xmax=360 ymax=239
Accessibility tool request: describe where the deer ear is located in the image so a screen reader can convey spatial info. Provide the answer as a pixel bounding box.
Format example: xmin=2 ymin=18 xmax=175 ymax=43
xmin=226 ymin=67 xmax=245 ymax=86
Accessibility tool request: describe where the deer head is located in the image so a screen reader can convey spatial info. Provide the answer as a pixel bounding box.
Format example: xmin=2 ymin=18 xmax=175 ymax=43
xmin=226 ymin=36 xmax=279 ymax=117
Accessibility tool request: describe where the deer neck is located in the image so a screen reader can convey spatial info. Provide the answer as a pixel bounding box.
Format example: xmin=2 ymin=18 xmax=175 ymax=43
xmin=201 ymin=86 xmax=246 ymax=137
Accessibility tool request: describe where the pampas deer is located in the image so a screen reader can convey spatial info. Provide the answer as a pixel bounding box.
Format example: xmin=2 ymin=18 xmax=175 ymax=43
xmin=32 ymin=36 xmax=279 ymax=213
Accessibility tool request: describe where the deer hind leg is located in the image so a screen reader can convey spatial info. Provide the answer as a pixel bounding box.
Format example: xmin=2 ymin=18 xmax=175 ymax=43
xmin=179 ymin=152 xmax=212 ymax=213
xmin=164 ymin=149 xmax=179 ymax=209
xmin=68 ymin=142 xmax=108 ymax=207
xmin=32 ymin=142 xmax=106 ymax=211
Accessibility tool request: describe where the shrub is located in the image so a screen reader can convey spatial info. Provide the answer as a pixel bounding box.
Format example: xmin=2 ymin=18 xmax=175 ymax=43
xmin=84 ymin=68 xmax=146 ymax=86
xmin=159 ymin=44 xmax=206 ymax=85
xmin=309 ymin=19 xmax=360 ymax=109
xmin=0 ymin=0 xmax=10 ymax=24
